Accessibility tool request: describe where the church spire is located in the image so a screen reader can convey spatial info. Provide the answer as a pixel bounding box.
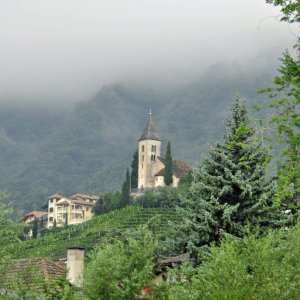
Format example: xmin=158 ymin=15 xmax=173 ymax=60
xmin=139 ymin=110 xmax=161 ymax=141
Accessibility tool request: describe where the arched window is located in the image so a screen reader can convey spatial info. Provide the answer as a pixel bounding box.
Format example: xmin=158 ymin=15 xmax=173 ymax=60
xmin=141 ymin=145 xmax=145 ymax=152
xmin=49 ymin=207 xmax=53 ymax=213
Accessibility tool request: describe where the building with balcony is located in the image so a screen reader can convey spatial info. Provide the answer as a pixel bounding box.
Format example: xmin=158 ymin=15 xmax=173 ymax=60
xmin=47 ymin=193 xmax=98 ymax=228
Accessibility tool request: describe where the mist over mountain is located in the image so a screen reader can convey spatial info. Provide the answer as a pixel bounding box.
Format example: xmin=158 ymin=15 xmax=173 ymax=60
xmin=0 ymin=52 xmax=279 ymax=216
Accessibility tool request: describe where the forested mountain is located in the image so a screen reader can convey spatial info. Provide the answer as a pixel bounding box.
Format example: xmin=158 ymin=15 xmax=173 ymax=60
xmin=0 ymin=54 xmax=279 ymax=215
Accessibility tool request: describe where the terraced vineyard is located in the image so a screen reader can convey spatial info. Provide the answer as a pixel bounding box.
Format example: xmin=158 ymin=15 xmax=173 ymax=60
xmin=6 ymin=206 xmax=178 ymax=260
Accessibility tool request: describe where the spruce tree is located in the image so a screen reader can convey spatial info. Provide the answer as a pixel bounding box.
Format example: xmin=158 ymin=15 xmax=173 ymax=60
xmin=175 ymin=96 xmax=285 ymax=257
xmin=121 ymin=168 xmax=130 ymax=207
xmin=164 ymin=141 xmax=173 ymax=186
xmin=130 ymin=149 xmax=138 ymax=189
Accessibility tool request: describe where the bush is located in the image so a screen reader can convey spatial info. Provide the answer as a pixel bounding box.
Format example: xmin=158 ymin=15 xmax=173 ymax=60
xmin=158 ymin=222 xmax=300 ymax=299
xmin=84 ymin=227 xmax=156 ymax=300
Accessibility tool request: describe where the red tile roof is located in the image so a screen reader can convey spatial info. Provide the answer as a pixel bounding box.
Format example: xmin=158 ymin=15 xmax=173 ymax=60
xmin=154 ymin=160 xmax=191 ymax=178
xmin=70 ymin=194 xmax=99 ymax=201
xmin=4 ymin=257 xmax=66 ymax=285
xmin=48 ymin=193 xmax=64 ymax=199
xmin=22 ymin=211 xmax=48 ymax=222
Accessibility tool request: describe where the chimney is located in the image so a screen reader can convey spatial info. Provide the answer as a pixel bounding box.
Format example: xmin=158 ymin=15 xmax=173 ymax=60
xmin=67 ymin=247 xmax=85 ymax=287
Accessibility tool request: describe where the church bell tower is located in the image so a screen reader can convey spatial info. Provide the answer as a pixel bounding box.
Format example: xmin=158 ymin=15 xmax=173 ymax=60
xmin=138 ymin=111 xmax=161 ymax=189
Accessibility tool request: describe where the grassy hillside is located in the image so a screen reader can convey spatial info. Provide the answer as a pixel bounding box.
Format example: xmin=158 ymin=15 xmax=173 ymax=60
xmin=5 ymin=206 xmax=177 ymax=260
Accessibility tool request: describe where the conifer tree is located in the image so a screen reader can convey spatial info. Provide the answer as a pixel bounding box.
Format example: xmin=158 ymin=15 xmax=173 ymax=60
xmin=164 ymin=141 xmax=173 ymax=186
xmin=175 ymin=96 xmax=285 ymax=257
xmin=130 ymin=149 xmax=138 ymax=189
xmin=32 ymin=218 xmax=38 ymax=239
xmin=121 ymin=168 xmax=130 ymax=207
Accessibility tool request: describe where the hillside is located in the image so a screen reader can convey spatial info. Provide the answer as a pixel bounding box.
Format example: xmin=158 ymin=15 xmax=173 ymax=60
xmin=0 ymin=55 xmax=279 ymax=214
xmin=4 ymin=206 xmax=177 ymax=260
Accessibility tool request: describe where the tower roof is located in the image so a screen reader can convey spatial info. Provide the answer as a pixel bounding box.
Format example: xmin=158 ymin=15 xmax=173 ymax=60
xmin=139 ymin=111 xmax=161 ymax=141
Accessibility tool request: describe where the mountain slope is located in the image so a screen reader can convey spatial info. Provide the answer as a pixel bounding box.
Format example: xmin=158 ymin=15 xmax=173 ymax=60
xmin=1 ymin=57 xmax=278 ymax=213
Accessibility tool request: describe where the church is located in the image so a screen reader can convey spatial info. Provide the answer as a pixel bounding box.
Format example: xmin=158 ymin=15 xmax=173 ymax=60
xmin=137 ymin=112 xmax=191 ymax=190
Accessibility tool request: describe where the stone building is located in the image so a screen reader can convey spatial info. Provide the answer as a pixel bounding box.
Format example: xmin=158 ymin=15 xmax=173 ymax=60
xmin=138 ymin=112 xmax=191 ymax=190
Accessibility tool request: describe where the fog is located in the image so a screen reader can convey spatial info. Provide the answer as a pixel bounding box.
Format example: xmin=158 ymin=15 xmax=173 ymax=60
xmin=0 ymin=0 xmax=298 ymax=103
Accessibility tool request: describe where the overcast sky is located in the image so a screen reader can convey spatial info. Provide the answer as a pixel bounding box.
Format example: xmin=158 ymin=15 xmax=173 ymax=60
xmin=0 ymin=0 xmax=298 ymax=103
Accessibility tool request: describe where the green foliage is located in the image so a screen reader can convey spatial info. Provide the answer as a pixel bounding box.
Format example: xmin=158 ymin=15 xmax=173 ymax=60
xmin=178 ymin=171 xmax=193 ymax=191
xmin=260 ymin=49 xmax=300 ymax=212
xmin=130 ymin=149 xmax=139 ymax=189
xmin=0 ymin=192 xmax=23 ymax=259
xmin=32 ymin=218 xmax=38 ymax=239
xmin=164 ymin=141 xmax=173 ymax=186
xmin=84 ymin=226 xmax=156 ymax=300
xmin=121 ymin=168 xmax=131 ymax=207
xmin=162 ymin=221 xmax=300 ymax=300
xmin=266 ymin=0 xmax=300 ymax=23
xmin=137 ymin=186 xmax=181 ymax=208
xmin=2 ymin=207 xmax=177 ymax=261
xmin=174 ymin=96 xmax=284 ymax=258
xmin=0 ymin=262 xmax=68 ymax=300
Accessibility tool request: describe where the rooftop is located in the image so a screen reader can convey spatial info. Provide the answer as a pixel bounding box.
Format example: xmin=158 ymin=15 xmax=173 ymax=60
xmin=155 ymin=159 xmax=191 ymax=178
xmin=139 ymin=112 xmax=161 ymax=142
xmin=22 ymin=211 xmax=48 ymax=222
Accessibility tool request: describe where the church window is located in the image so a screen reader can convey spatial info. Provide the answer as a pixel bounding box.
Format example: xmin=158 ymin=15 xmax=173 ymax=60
xmin=154 ymin=155 xmax=156 ymax=161
xmin=141 ymin=145 xmax=144 ymax=152
xmin=151 ymin=145 xmax=157 ymax=152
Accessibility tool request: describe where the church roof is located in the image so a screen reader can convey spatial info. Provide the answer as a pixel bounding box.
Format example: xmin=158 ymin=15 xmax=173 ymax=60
xmin=154 ymin=159 xmax=191 ymax=178
xmin=139 ymin=113 xmax=161 ymax=141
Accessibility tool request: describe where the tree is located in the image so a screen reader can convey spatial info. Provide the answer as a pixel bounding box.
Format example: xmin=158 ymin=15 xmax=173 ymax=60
xmin=164 ymin=141 xmax=173 ymax=186
xmin=65 ymin=213 xmax=68 ymax=227
xmin=261 ymin=1 xmax=300 ymax=210
xmin=266 ymin=0 xmax=300 ymax=23
xmin=130 ymin=149 xmax=138 ymax=189
xmin=93 ymin=196 xmax=109 ymax=216
xmin=84 ymin=227 xmax=156 ymax=300
xmin=174 ymin=96 xmax=284 ymax=258
xmin=260 ymin=2 xmax=300 ymax=213
xmin=159 ymin=222 xmax=300 ymax=300
xmin=32 ymin=218 xmax=38 ymax=239
xmin=121 ymin=168 xmax=130 ymax=207
xmin=0 ymin=192 xmax=22 ymax=257
xmin=260 ymin=50 xmax=300 ymax=212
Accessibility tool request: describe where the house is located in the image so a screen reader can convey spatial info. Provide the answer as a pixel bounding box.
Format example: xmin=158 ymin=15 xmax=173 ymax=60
xmin=138 ymin=111 xmax=191 ymax=190
xmin=22 ymin=210 xmax=48 ymax=228
xmin=47 ymin=193 xmax=98 ymax=228
xmin=0 ymin=248 xmax=84 ymax=298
